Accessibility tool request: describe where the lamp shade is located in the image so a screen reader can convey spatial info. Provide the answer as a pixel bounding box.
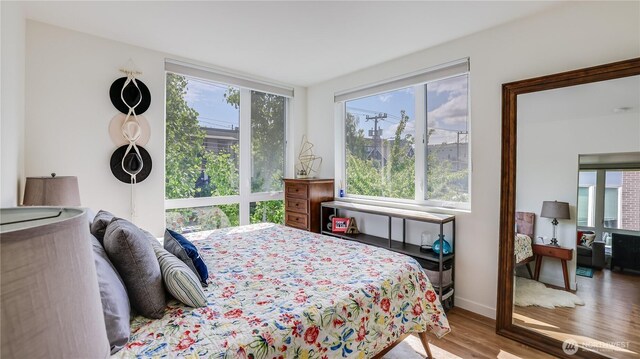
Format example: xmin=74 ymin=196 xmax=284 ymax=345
xmin=23 ymin=175 xmax=80 ymax=206
xmin=0 ymin=207 xmax=109 ymax=358
xmin=540 ymin=200 xmax=570 ymax=220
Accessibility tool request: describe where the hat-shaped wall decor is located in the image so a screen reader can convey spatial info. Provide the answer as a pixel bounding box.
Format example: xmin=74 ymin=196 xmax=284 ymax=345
xmin=108 ymin=62 xmax=152 ymax=185
xmin=109 ymin=61 xmax=152 ymax=220
xmin=110 ymin=144 xmax=152 ymax=184
xmin=109 ymin=113 xmax=151 ymax=146
xmin=109 ymin=76 xmax=151 ymax=115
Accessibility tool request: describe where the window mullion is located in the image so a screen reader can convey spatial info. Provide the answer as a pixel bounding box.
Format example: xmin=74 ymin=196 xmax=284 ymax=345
xmin=335 ymin=103 xmax=346 ymax=197
xmin=594 ymin=169 xmax=606 ymax=239
xmin=414 ymin=85 xmax=426 ymax=202
xmin=239 ymin=88 xmax=252 ymax=225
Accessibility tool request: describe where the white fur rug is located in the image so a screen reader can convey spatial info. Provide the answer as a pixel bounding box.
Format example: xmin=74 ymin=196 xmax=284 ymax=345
xmin=514 ymin=277 xmax=585 ymax=308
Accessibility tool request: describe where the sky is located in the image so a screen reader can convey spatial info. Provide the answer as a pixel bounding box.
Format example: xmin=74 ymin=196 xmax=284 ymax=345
xmin=346 ymin=74 xmax=469 ymax=144
xmin=179 ymin=73 xmax=469 ymax=145
xmin=183 ymin=75 xmax=239 ymax=130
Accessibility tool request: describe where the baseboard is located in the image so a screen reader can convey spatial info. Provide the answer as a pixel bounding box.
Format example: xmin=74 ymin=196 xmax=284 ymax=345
xmin=454 ymin=296 xmax=496 ymax=319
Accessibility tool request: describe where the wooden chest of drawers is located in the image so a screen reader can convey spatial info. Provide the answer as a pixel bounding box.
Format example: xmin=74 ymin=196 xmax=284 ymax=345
xmin=284 ymin=178 xmax=334 ymax=233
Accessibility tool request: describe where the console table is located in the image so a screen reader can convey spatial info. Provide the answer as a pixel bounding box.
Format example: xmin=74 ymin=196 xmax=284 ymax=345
xmin=320 ymin=201 xmax=456 ymax=309
xmin=532 ymin=243 xmax=573 ymax=291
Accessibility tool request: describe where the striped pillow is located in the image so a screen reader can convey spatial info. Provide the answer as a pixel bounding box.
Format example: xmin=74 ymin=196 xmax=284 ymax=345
xmin=154 ymin=247 xmax=207 ymax=308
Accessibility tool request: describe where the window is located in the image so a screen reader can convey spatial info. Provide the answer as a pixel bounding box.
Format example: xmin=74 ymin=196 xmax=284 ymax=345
xmin=345 ymin=88 xmax=416 ymax=200
xmin=605 ymin=170 xmax=640 ymax=231
xmin=337 ymin=59 xmax=470 ymax=209
xmin=577 ymin=171 xmax=596 ymax=227
xmin=164 ymin=61 xmax=291 ymax=230
xmin=577 ymin=166 xmax=640 ymax=244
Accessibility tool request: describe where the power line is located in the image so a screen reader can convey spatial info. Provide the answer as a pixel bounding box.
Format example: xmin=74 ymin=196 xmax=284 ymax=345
xmin=348 ymin=107 xmax=404 ymax=121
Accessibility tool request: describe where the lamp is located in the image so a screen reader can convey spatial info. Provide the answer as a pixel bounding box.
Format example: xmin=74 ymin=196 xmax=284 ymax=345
xmin=23 ymin=173 xmax=80 ymax=206
xmin=540 ymin=200 xmax=570 ymax=246
xmin=1 ymin=207 xmax=109 ymax=358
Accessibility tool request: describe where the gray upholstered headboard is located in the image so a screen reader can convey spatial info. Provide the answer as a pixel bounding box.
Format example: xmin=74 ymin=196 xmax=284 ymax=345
xmin=515 ymin=211 xmax=535 ymax=238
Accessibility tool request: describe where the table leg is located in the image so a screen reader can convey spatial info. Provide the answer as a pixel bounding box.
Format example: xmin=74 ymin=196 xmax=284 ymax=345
xmin=534 ymin=256 xmax=542 ymax=280
xmin=561 ymin=259 xmax=570 ymax=291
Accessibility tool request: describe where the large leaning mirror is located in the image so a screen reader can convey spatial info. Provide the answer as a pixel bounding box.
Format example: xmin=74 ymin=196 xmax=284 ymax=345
xmin=497 ymin=58 xmax=640 ymax=358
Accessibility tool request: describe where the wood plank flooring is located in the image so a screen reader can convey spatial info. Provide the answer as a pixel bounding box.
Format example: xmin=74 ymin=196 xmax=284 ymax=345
xmin=513 ymin=269 xmax=640 ymax=358
xmin=423 ymin=307 xmax=554 ymax=358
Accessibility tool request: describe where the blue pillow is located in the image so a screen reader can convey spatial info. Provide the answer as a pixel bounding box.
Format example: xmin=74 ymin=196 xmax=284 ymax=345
xmin=164 ymin=229 xmax=208 ymax=285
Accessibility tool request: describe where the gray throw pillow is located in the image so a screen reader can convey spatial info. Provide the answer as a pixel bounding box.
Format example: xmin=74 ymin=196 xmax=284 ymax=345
xmin=103 ymin=218 xmax=166 ymax=319
xmin=90 ymin=235 xmax=130 ymax=354
xmin=142 ymin=230 xmax=163 ymax=250
xmin=90 ymin=210 xmax=115 ymax=244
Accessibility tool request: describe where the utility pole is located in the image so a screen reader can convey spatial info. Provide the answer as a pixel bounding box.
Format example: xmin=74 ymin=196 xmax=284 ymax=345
xmin=366 ymin=112 xmax=387 ymax=163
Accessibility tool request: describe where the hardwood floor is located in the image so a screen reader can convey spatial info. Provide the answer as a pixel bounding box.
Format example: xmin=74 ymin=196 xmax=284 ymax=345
xmin=423 ymin=307 xmax=555 ymax=358
xmin=513 ymin=269 xmax=640 ymax=358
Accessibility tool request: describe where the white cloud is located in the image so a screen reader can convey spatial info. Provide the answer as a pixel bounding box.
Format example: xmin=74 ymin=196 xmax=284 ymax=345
xmin=183 ymin=78 xmax=227 ymax=104
xmin=378 ymin=93 xmax=392 ymax=103
xmin=428 ymin=75 xmax=468 ymax=98
xmin=384 ymin=120 xmax=415 ymax=139
xmin=428 ymin=95 xmax=468 ymax=125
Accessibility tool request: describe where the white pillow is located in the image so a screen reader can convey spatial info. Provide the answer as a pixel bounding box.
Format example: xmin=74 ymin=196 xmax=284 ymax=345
xmin=581 ymin=233 xmax=596 ymax=248
xmin=154 ymin=247 xmax=207 ymax=308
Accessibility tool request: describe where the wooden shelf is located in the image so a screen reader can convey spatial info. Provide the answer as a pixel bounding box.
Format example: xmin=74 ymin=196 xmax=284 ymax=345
xmin=321 ymin=230 xmax=454 ymax=263
xmin=322 ymin=201 xmax=455 ymax=224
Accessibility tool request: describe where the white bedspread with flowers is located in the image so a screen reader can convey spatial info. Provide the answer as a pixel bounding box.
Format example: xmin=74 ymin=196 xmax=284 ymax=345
xmin=115 ymin=223 xmax=450 ymax=358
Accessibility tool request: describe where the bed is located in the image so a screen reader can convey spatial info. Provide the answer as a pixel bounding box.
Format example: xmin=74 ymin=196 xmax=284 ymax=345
xmin=114 ymin=223 xmax=450 ymax=358
xmin=515 ymin=212 xmax=535 ymax=278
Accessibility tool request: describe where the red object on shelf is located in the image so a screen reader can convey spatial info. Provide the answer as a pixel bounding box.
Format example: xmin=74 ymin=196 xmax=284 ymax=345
xmin=331 ymin=217 xmax=350 ymax=233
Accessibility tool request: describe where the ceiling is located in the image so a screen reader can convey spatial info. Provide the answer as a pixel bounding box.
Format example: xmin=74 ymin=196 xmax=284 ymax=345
xmin=519 ymin=75 xmax=640 ymax=123
xmin=22 ymin=1 xmax=561 ymax=87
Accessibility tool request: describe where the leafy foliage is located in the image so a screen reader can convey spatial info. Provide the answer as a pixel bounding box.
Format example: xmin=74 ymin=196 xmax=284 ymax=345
xmin=165 ymin=74 xmax=284 ymax=230
xmin=345 ymin=110 xmax=468 ymax=203
xmin=165 ymin=73 xmax=205 ymax=200
xmin=345 ymin=111 xmax=414 ymax=199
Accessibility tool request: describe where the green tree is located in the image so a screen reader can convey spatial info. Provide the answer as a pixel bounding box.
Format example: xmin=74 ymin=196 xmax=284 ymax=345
xmin=165 ymin=73 xmax=206 ymax=200
xmin=426 ymin=142 xmax=469 ymax=202
xmin=165 ymin=74 xmax=240 ymax=228
xmin=203 ymin=144 xmax=240 ymax=226
xmin=345 ymin=112 xmax=367 ymax=158
xmin=344 ymin=109 xmax=468 ymax=203
xmin=251 ymin=200 xmax=285 ymax=224
xmin=224 ymin=88 xmax=285 ymax=224
xmin=249 ymin=91 xmax=285 ymax=192
xmin=225 ymin=89 xmax=285 ymax=193
xmin=386 ymin=110 xmax=415 ymax=199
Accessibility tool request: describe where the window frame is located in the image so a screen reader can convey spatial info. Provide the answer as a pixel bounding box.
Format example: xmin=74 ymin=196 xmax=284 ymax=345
xmin=334 ymin=62 xmax=471 ymax=211
xmin=164 ymin=65 xmax=292 ymax=227
xmin=577 ymin=168 xmax=640 ymax=243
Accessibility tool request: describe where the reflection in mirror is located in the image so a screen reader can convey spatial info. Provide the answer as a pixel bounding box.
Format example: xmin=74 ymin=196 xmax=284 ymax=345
xmin=512 ymin=75 xmax=640 ymax=358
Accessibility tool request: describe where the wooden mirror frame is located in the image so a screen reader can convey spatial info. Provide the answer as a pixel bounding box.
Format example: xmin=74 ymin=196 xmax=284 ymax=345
xmin=497 ymin=57 xmax=640 ymax=358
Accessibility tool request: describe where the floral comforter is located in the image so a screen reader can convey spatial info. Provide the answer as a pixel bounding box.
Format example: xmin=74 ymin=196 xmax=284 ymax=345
xmin=115 ymin=224 xmax=450 ymax=358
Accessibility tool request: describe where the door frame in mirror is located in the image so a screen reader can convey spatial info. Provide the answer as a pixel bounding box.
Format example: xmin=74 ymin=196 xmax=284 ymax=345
xmin=497 ymin=57 xmax=640 ymax=358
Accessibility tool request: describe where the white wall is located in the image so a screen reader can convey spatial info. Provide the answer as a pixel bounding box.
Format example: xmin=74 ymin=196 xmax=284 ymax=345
xmin=517 ymin=111 xmax=640 ymax=290
xmin=25 ymin=21 xmax=307 ymax=235
xmin=1 ymin=2 xmax=26 ymax=207
xmin=305 ymin=2 xmax=640 ymax=317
